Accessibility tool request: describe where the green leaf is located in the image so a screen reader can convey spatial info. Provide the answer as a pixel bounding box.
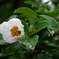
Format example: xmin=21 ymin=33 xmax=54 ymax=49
xmin=0 ymin=40 xmax=7 ymax=45
xmin=24 ymin=1 xmax=40 ymax=7
xmin=19 ymin=35 xmax=39 ymax=50
xmin=40 ymin=15 xmax=58 ymax=35
xmin=40 ymin=15 xmax=58 ymax=31
xmin=57 ymin=22 xmax=59 ymax=33
xmin=14 ymin=7 xmax=37 ymax=17
xmin=0 ymin=43 xmax=21 ymax=57
xmin=46 ymin=41 xmax=59 ymax=48
xmin=53 ymin=9 xmax=59 ymax=14
xmin=30 ymin=20 xmax=50 ymax=36
xmin=26 ymin=15 xmax=38 ymax=21
xmin=21 ymin=20 xmax=29 ymax=36
xmin=0 ymin=34 xmax=7 ymax=45
xmin=0 ymin=34 xmax=3 ymax=40
xmin=36 ymin=53 xmax=51 ymax=59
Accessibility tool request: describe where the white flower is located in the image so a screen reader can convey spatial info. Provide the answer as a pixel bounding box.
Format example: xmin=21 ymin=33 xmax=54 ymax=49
xmin=0 ymin=18 xmax=24 ymax=43
xmin=42 ymin=0 xmax=52 ymax=5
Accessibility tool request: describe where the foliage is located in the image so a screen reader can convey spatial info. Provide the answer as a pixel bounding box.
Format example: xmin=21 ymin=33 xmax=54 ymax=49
xmin=0 ymin=0 xmax=59 ymax=59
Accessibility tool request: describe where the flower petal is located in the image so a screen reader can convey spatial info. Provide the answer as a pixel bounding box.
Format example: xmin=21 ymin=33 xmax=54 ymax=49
xmin=8 ymin=18 xmax=24 ymax=27
xmin=0 ymin=22 xmax=11 ymax=34
xmin=0 ymin=18 xmax=24 ymax=43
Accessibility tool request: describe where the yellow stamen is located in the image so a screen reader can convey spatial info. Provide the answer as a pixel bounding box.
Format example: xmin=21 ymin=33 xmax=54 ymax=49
xmin=10 ymin=26 xmax=21 ymax=36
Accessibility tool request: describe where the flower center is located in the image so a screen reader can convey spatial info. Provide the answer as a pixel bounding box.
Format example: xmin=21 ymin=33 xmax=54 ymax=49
xmin=10 ymin=26 xmax=21 ymax=36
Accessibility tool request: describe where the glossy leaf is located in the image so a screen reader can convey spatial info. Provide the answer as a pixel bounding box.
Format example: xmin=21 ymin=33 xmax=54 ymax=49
xmin=40 ymin=15 xmax=58 ymax=35
xmin=30 ymin=20 xmax=50 ymax=36
xmin=21 ymin=20 xmax=29 ymax=36
xmin=14 ymin=7 xmax=37 ymax=17
xmin=40 ymin=15 xmax=58 ymax=31
xmin=26 ymin=15 xmax=38 ymax=21
xmin=19 ymin=35 xmax=39 ymax=50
